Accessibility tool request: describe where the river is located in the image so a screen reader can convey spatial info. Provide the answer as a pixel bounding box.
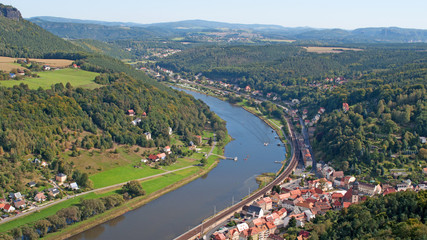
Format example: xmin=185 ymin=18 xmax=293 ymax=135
xmin=71 ymin=88 xmax=286 ymax=240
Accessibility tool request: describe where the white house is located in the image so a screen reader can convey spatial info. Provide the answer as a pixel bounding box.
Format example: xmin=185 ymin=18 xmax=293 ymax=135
xmin=144 ymin=132 xmax=152 ymax=140
xmin=70 ymin=182 xmax=79 ymax=191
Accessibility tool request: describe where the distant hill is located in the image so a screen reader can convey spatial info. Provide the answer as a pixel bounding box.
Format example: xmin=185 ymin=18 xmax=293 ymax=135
xmin=28 ymin=17 xmax=427 ymax=43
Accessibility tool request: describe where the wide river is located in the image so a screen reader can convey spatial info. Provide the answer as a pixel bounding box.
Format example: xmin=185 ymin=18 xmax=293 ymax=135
xmin=71 ymin=88 xmax=286 ymax=240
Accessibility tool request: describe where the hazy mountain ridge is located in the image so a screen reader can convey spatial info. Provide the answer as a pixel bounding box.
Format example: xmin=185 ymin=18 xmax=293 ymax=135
xmin=28 ymin=16 xmax=427 ymax=43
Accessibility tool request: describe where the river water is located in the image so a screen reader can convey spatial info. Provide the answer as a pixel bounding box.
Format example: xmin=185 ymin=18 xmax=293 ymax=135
xmin=71 ymin=88 xmax=286 ymax=240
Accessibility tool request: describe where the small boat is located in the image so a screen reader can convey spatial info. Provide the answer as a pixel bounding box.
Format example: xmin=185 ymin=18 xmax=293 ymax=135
xmin=234 ymin=157 xmax=238 ymax=161
xmin=264 ymin=143 xmax=269 ymax=146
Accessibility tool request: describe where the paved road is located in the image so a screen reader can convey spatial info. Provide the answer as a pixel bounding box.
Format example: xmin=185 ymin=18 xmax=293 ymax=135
xmin=174 ymin=116 xmax=299 ymax=240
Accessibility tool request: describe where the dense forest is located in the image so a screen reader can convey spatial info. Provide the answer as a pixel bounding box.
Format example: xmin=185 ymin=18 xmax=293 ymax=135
xmin=304 ymin=190 xmax=427 ymax=240
xmin=159 ymin=44 xmax=427 ymax=181
xmin=0 ymin=12 xmax=82 ymax=58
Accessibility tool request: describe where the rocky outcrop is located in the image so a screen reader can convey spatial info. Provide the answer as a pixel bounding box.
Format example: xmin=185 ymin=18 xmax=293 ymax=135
xmin=0 ymin=4 xmax=22 ymax=21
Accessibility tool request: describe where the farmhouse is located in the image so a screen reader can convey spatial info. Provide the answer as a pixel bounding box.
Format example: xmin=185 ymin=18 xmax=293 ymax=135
xmin=157 ymin=153 xmax=166 ymax=160
xmin=148 ymin=154 xmax=159 ymax=162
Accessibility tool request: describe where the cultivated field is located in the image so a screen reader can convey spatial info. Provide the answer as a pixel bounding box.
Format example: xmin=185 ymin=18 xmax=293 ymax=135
xmin=0 ymin=56 xmax=26 ymax=72
xmin=0 ymin=68 xmax=100 ymax=89
xmin=303 ymin=46 xmax=363 ymax=53
xmin=0 ymin=56 xmax=73 ymax=71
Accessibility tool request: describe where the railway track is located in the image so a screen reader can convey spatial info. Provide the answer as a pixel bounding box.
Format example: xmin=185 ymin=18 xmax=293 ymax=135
xmin=175 ymin=117 xmax=299 ymax=240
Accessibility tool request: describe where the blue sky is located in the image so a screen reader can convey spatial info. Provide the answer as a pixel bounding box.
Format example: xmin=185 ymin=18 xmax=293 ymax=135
xmin=2 ymin=0 xmax=426 ymax=29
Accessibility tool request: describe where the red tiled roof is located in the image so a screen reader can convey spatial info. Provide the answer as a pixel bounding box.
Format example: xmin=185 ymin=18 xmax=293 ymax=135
xmin=331 ymin=192 xmax=344 ymax=198
xmin=382 ymin=188 xmax=396 ymax=196
xmin=266 ymin=222 xmax=276 ymax=229
xmin=148 ymin=154 xmax=158 ymax=160
xmin=343 ymin=202 xmax=352 ymax=208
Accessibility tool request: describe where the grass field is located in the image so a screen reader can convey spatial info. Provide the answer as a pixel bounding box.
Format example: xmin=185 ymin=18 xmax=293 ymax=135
xmin=90 ymin=164 xmax=164 ymax=189
xmin=0 ymin=68 xmax=100 ymax=89
xmin=303 ymin=46 xmax=363 ymax=53
xmin=142 ymin=167 xmax=199 ymax=194
xmin=62 ymin=146 xmax=147 ymax=176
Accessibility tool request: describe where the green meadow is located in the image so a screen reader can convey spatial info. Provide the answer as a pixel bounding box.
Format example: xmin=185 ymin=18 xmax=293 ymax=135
xmin=0 ymin=68 xmax=101 ymax=89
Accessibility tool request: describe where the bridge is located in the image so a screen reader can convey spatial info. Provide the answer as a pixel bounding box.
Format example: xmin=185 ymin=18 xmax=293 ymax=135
xmin=174 ymin=116 xmax=299 ymax=240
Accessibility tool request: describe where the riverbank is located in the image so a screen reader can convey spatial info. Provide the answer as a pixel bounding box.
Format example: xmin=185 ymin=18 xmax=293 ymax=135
xmin=44 ymin=132 xmax=232 ymax=239
xmin=46 ymin=154 xmax=224 ymax=240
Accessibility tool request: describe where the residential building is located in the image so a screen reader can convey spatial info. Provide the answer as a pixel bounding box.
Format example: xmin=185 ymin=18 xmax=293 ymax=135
xmin=3 ymin=204 xmax=15 ymax=213
xmin=70 ymin=182 xmax=79 ymax=190
xmin=14 ymin=199 xmax=26 ymax=209
xmin=144 ymin=132 xmax=152 ymax=140
xmin=358 ymin=182 xmax=382 ymax=195
xmin=48 ymin=188 xmax=60 ymax=197
xmin=127 ymin=109 xmax=135 ymax=116
xmin=56 ymin=173 xmax=67 ymax=184
xmin=163 ymin=146 xmax=171 ymax=153
xmin=242 ymin=205 xmax=264 ymax=218
xmin=34 ymin=192 xmax=46 ymax=202
xmin=156 ymin=153 xmax=166 ymax=160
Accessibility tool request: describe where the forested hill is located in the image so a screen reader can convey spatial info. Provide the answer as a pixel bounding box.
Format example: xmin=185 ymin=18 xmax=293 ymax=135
xmin=28 ymin=17 xmax=427 ymax=43
xmin=306 ymin=190 xmax=427 ymax=240
xmin=0 ymin=5 xmax=82 ymax=58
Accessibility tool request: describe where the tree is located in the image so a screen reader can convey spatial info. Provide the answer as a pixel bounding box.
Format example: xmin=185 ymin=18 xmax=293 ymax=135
xmin=47 ymin=214 xmax=67 ymax=231
xmin=80 ymin=198 xmax=106 ymax=219
xmin=34 ymin=219 xmax=51 ymax=237
xmin=57 ymin=206 xmax=81 ymax=223
xmin=21 ymin=225 xmax=39 ymax=240
xmin=288 ymin=216 xmax=297 ymax=228
xmin=419 ymin=148 xmax=427 ymax=159
xmin=272 ymin=185 xmax=281 ymax=194
xmin=200 ymin=157 xmax=208 ymax=166
xmin=121 ymin=180 xmax=145 ymax=198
